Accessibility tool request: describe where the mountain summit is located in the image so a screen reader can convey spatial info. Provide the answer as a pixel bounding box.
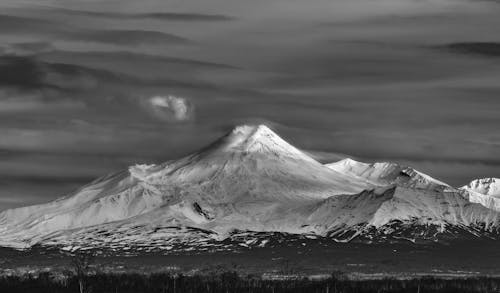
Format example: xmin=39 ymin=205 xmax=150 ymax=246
xmin=0 ymin=125 xmax=499 ymax=251
xmin=216 ymin=125 xmax=315 ymax=160
xmin=462 ymin=178 xmax=500 ymax=198
xmin=460 ymin=178 xmax=500 ymax=212
xmin=327 ymin=158 xmax=450 ymax=190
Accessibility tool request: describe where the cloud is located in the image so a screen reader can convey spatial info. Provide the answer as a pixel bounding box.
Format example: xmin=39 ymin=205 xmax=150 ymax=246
xmin=147 ymin=95 xmax=194 ymax=122
xmin=0 ymin=56 xmax=44 ymax=89
xmin=40 ymin=50 xmax=237 ymax=70
xmin=0 ymin=89 xmax=85 ymax=113
xmin=6 ymin=41 xmax=53 ymax=55
xmin=67 ymin=29 xmax=190 ymax=46
xmin=1 ymin=0 xmax=500 ymax=210
xmin=40 ymin=7 xmax=235 ymax=22
xmin=0 ymin=55 xmax=114 ymax=91
xmin=436 ymin=42 xmax=500 ymax=57
xmin=0 ymin=54 xmax=197 ymax=93
xmin=0 ymin=14 xmax=56 ymax=34
xmin=0 ymin=14 xmax=190 ymax=47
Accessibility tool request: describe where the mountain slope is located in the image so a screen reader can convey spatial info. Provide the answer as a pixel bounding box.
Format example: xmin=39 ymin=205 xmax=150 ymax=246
xmin=326 ymin=158 xmax=450 ymax=191
xmin=37 ymin=184 xmax=500 ymax=251
xmin=462 ymin=178 xmax=500 ymax=198
xmin=460 ymin=178 xmax=500 ymax=212
xmin=0 ymin=125 xmax=371 ymax=248
xmin=0 ymin=125 xmax=499 ymax=250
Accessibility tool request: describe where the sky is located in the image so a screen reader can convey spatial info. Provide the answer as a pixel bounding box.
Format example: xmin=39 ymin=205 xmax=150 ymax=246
xmin=1 ymin=0 xmax=500 ymax=211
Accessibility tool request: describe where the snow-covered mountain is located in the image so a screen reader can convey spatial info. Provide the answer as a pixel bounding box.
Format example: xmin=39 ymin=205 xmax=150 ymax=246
xmin=0 ymin=125 xmax=499 ymax=251
xmin=462 ymin=178 xmax=500 ymax=198
xmin=460 ymin=178 xmax=500 ymax=212
xmin=326 ymin=158 xmax=450 ymax=191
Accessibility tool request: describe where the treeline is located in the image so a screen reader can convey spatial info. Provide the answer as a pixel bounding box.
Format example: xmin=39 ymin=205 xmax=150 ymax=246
xmin=1 ymin=272 xmax=500 ymax=293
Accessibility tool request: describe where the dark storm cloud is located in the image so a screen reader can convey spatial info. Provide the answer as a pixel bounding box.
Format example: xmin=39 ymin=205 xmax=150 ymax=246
xmin=437 ymin=42 xmax=500 ymax=57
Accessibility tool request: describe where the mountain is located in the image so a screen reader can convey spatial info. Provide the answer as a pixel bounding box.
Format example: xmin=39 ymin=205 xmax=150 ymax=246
xmin=326 ymin=158 xmax=450 ymax=191
xmin=0 ymin=125 xmax=499 ymax=252
xmin=0 ymin=125 xmax=370 ymax=249
xmin=462 ymin=178 xmax=500 ymax=197
xmin=460 ymin=178 xmax=500 ymax=212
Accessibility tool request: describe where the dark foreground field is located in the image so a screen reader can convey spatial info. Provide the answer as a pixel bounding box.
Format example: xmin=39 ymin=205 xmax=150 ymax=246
xmin=2 ymin=273 xmax=500 ymax=293
xmin=1 ymin=239 xmax=500 ymax=276
xmin=1 ymin=240 xmax=500 ymax=292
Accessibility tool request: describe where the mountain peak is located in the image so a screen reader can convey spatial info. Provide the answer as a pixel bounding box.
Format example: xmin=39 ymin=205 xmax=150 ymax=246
xmin=216 ymin=124 xmax=317 ymax=162
xmin=230 ymin=124 xmax=275 ymax=140
xmin=1 ymin=125 xmax=500 ymax=249
xmin=327 ymin=158 xmax=449 ymax=189
xmin=222 ymin=124 xmax=279 ymax=149
xmin=463 ymin=178 xmax=500 ymax=197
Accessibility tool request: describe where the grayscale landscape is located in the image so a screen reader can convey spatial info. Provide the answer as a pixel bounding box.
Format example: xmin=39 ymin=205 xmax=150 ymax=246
xmin=1 ymin=0 xmax=500 ymax=292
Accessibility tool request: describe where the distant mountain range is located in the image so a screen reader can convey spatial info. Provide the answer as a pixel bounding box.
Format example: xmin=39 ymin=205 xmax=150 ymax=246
xmin=0 ymin=125 xmax=499 ymax=252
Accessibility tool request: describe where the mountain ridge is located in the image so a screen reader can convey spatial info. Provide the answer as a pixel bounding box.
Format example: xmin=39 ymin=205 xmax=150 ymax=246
xmin=0 ymin=124 xmax=499 ymax=251
xmin=462 ymin=178 xmax=500 ymax=197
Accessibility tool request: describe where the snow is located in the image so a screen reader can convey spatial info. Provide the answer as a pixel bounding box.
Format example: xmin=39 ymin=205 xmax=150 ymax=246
xmin=217 ymin=125 xmax=318 ymax=162
xmin=462 ymin=178 xmax=500 ymax=198
xmin=460 ymin=178 xmax=500 ymax=212
xmin=326 ymin=158 xmax=450 ymax=190
xmin=0 ymin=125 xmax=499 ymax=249
xmin=464 ymin=190 xmax=500 ymax=212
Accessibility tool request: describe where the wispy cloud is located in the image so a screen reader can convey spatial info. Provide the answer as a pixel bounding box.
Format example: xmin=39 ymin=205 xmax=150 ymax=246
xmin=38 ymin=7 xmax=235 ymax=22
xmin=6 ymin=41 xmax=53 ymax=55
xmin=436 ymin=42 xmax=500 ymax=57
xmin=0 ymin=14 xmax=55 ymax=34
xmin=0 ymin=14 xmax=190 ymax=47
xmin=66 ymin=29 xmax=190 ymax=46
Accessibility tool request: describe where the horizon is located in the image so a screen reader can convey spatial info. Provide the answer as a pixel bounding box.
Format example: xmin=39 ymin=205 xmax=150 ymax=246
xmin=1 ymin=0 xmax=500 ymax=210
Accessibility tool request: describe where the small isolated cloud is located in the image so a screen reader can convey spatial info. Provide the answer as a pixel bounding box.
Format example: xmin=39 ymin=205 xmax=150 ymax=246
xmin=147 ymin=95 xmax=194 ymax=122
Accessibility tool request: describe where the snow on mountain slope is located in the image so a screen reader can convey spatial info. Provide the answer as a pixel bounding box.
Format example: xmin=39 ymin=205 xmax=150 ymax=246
xmin=462 ymin=178 xmax=500 ymax=197
xmin=460 ymin=178 xmax=500 ymax=212
xmin=326 ymin=158 xmax=450 ymax=191
xmin=0 ymin=125 xmax=371 ymax=249
xmin=463 ymin=191 xmax=500 ymax=213
xmin=37 ymin=185 xmax=500 ymax=250
xmin=326 ymin=159 xmax=500 ymax=215
xmin=0 ymin=125 xmax=499 ymax=250
xmin=310 ymin=185 xmax=499 ymax=242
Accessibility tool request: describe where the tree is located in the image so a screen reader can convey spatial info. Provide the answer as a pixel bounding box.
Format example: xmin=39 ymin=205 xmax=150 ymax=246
xmin=70 ymin=251 xmax=95 ymax=293
xmin=278 ymin=258 xmax=297 ymax=275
